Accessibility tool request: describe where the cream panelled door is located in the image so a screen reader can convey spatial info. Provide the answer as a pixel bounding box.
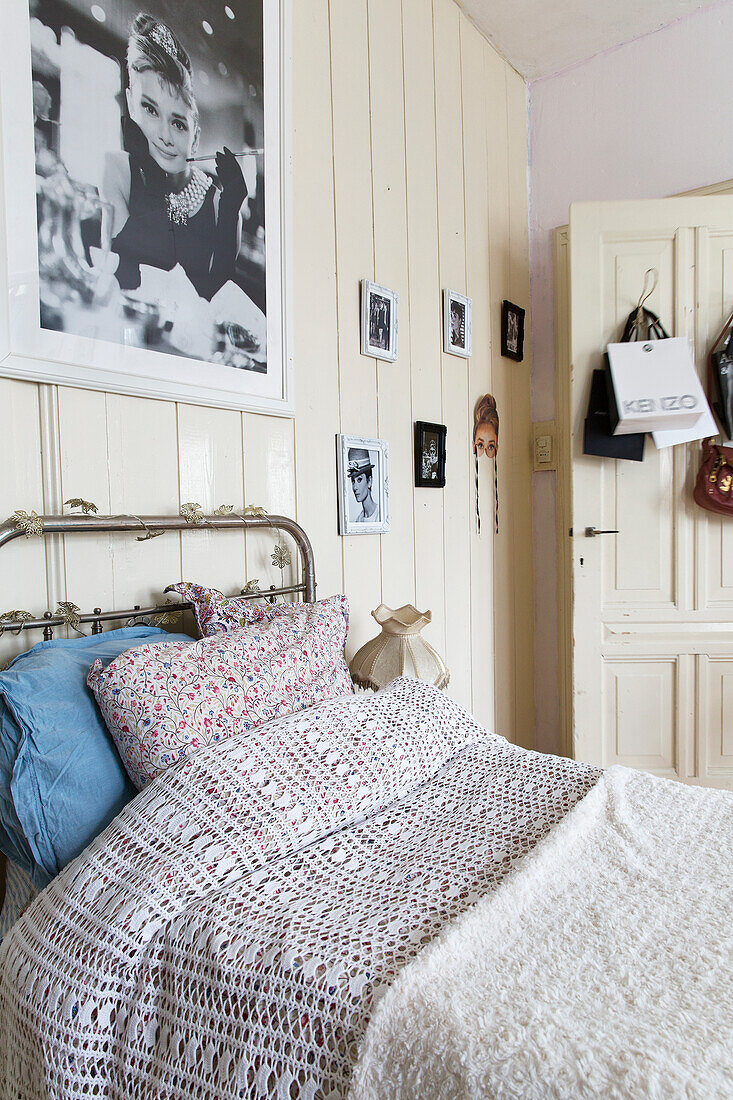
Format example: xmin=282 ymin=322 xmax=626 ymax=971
xmin=569 ymin=198 xmax=733 ymax=789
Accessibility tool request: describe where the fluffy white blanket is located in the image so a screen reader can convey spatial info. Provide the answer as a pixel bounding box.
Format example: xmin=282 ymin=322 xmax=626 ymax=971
xmin=349 ymin=766 xmax=733 ymax=1100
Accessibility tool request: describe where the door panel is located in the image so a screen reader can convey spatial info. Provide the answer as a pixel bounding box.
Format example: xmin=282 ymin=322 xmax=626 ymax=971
xmin=569 ymin=198 xmax=733 ymax=786
xmin=698 ymin=655 xmax=733 ymax=786
xmin=603 ymin=657 xmax=678 ymax=775
xmin=602 ymin=449 xmax=675 ymax=607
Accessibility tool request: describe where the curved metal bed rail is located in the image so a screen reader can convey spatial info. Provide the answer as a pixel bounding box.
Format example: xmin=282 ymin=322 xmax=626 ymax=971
xmin=0 ymin=512 xmax=316 ymax=637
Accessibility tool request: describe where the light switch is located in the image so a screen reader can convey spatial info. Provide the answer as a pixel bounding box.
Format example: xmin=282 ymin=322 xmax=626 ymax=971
xmin=533 ymin=420 xmax=557 ymax=471
xmin=536 ymin=435 xmax=552 ymax=464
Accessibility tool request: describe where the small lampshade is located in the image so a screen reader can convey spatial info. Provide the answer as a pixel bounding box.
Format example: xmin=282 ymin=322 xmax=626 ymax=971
xmin=349 ymin=603 xmax=450 ymax=691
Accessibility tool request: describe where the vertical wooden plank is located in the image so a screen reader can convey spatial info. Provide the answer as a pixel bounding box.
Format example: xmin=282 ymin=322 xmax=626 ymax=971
xmin=368 ymin=0 xmax=415 ymax=612
xmin=401 ymin=0 xmax=446 ymax=664
xmin=57 ymin=387 xmax=113 ymax=616
xmin=434 ymin=0 xmax=471 ymax=709
xmin=484 ymin=41 xmax=514 ymax=741
xmin=291 ymin=0 xmax=344 ymax=603
xmin=105 ymin=395 xmax=181 ymax=607
xmin=461 ymin=16 xmax=494 ymax=729
xmin=0 ymin=380 xmax=45 ymax=665
xmin=506 ymin=67 xmax=534 ymax=749
xmin=329 ymin=0 xmax=381 ymax=658
xmin=242 ymin=413 xmax=297 ymax=595
xmin=177 ymin=404 xmax=246 ymax=593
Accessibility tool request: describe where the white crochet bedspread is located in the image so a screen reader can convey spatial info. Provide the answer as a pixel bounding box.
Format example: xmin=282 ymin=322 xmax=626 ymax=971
xmin=0 ymin=678 xmax=598 ymax=1100
xmin=349 ymin=765 xmax=733 ymax=1100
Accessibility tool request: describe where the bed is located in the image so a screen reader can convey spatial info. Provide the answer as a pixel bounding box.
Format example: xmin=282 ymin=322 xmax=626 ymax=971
xmin=0 ymin=511 xmax=731 ymax=1100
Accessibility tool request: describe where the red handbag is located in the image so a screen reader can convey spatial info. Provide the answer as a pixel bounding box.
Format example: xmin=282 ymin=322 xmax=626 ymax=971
xmin=693 ymin=438 xmax=733 ymax=515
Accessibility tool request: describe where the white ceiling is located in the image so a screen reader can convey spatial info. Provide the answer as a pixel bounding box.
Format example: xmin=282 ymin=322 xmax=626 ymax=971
xmin=457 ymin=0 xmax=721 ymax=79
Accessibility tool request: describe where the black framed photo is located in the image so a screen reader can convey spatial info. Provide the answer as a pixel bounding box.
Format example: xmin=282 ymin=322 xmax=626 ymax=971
xmin=414 ymin=421 xmax=446 ymax=488
xmin=501 ymin=300 xmax=525 ymax=362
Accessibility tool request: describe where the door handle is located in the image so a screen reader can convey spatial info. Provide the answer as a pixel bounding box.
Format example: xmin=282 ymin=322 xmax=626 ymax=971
xmin=584 ymin=526 xmax=619 ymax=538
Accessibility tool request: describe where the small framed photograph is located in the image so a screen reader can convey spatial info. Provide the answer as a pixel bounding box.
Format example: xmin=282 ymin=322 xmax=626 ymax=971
xmin=361 ymin=280 xmax=398 ymax=361
xmin=443 ymin=290 xmax=472 ymax=357
xmin=414 ymin=421 xmax=447 ymax=488
xmin=501 ymin=300 xmax=525 ymax=362
xmin=336 ymin=434 xmax=390 ymax=535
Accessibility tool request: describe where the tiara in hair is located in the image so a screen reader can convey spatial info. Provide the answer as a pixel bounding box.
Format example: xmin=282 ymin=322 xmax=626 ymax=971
xmin=150 ymin=23 xmax=177 ymax=60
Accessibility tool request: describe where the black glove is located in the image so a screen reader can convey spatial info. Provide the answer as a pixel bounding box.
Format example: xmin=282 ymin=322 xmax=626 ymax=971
xmin=215 ymin=146 xmax=248 ymax=212
xmin=122 ymin=116 xmax=168 ymax=202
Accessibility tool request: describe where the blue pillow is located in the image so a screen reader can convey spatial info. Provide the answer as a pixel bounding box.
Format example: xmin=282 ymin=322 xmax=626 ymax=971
xmin=0 ymin=626 xmax=192 ymax=887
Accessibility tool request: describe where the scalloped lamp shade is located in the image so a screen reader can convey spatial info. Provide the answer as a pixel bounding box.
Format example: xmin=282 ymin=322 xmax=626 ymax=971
xmin=349 ymin=604 xmax=450 ymax=691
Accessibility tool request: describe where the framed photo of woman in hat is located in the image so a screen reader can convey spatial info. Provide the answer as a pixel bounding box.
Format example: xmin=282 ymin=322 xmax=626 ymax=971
xmin=336 ymin=434 xmax=390 ymax=535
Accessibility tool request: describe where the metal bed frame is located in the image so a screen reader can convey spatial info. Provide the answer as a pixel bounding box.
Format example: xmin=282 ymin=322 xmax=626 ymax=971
xmin=0 ymin=512 xmax=317 ymax=638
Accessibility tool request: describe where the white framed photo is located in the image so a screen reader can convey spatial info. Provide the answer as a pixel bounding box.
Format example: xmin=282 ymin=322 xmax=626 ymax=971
xmin=336 ymin=434 xmax=390 ymax=536
xmin=0 ymin=0 xmax=293 ymax=415
xmin=443 ymin=289 xmax=472 ymax=358
xmin=361 ymin=280 xmax=398 ymax=362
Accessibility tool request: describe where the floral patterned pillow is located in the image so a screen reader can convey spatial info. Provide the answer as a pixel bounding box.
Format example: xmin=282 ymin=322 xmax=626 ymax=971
xmin=166 ymin=582 xmax=345 ymax=640
xmin=164 ymin=581 xmax=263 ymax=637
xmin=87 ymin=595 xmax=353 ymax=789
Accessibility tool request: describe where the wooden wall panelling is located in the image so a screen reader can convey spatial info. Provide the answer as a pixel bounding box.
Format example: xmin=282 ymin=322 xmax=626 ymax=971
xmin=433 ymin=0 xmax=472 ymax=709
xmin=242 ymin=413 xmax=297 ymax=594
xmin=57 ymin=387 xmax=114 ymax=621
xmin=177 ymin=404 xmax=246 ymax=595
xmin=38 ymin=386 xmax=66 ymax=635
xmin=401 ymin=0 xmax=446 ymax=664
xmin=0 ymin=0 xmax=533 ymax=744
xmin=483 ymin=47 xmax=515 ymax=742
xmin=460 ymin=15 xmax=494 ymax=728
xmin=506 ymin=68 xmax=534 ymax=748
xmin=104 ymin=395 xmax=181 ymax=608
xmin=0 ymin=380 xmax=46 ymax=665
xmin=291 ymin=0 xmax=343 ymax=605
xmin=368 ymin=0 xmax=415 ymax=613
xmin=328 ymin=0 xmax=381 ymax=659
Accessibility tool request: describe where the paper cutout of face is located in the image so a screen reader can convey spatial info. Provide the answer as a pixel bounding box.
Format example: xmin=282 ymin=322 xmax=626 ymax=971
xmin=473 ymin=394 xmax=499 ymax=459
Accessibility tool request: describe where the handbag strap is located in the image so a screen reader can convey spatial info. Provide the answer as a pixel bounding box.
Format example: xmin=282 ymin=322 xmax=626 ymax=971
xmin=710 ymin=307 xmax=733 ymax=356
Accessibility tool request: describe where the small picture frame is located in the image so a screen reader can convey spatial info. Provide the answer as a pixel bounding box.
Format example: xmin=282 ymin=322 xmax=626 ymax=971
xmin=501 ymin=300 xmax=525 ymax=362
xmin=361 ymin=280 xmax=399 ymax=361
xmin=443 ymin=290 xmax=472 ymax=358
xmin=336 ymin=434 xmax=390 ymax=535
xmin=414 ymin=422 xmax=447 ymax=488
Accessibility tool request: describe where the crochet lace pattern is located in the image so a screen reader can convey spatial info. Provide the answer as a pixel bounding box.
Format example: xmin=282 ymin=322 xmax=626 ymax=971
xmin=0 ymin=679 xmax=599 ymax=1099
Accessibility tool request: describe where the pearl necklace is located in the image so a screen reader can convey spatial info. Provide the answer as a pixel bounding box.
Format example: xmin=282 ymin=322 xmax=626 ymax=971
xmin=166 ymin=168 xmax=212 ymax=225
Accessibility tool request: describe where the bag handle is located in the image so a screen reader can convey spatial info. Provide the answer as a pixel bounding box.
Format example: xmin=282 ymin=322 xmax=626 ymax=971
xmin=621 ymin=307 xmax=669 ymax=343
xmin=710 ymin=307 xmax=733 ymax=354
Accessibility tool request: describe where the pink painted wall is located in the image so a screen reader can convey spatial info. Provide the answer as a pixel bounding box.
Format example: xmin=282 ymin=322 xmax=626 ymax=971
xmin=528 ymin=0 xmax=733 ymax=753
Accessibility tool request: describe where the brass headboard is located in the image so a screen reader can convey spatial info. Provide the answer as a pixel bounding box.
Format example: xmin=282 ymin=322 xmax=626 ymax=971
xmin=0 ymin=511 xmax=316 ymax=638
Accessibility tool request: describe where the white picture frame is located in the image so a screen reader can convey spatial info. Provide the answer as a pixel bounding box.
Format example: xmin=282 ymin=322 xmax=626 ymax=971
xmin=361 ymin=279 xmax=398 ymax=362
xmin=0 ymin=0 xmax=293 ymax=415
xmin=336 ymin=434 xmax=390 ymax=536
xmin=443 ymin=288 xmax=472 ymax=358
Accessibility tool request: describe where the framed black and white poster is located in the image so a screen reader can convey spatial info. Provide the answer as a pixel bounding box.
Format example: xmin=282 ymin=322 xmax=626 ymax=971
xmin=360 ymin=280 xmax=398 ymax=362
xmin=0 ymin=0 xmax=293 ymax=414
xmin=414 ymin=421 xmax=446 ymax=488
xmin=336 ymin=434 xmax=390 ymax=536
xmin=501 ymin=300 xmax=525 ymax=362
xmin=443 ymin=289 xmax=471 ymax=358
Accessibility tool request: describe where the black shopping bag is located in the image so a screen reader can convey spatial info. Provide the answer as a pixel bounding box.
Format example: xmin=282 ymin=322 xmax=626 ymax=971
xmin=584 ymin=364 xmax=645 ymax=462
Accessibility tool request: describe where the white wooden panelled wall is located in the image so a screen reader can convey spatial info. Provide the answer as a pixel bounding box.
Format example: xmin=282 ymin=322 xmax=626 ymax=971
xmin=0 ymin=0 xmax=533 ymax=745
